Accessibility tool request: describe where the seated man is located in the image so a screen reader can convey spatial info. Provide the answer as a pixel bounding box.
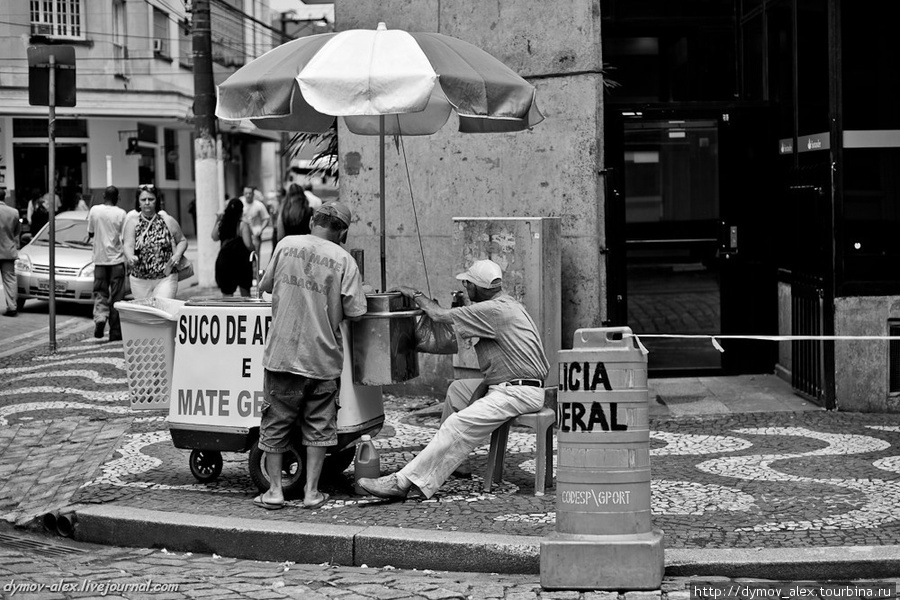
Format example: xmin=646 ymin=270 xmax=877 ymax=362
xmin=357 ymin=259 xmax=550 ymax=499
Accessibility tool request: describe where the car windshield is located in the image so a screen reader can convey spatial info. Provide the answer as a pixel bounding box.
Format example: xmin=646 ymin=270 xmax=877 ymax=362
xmin=31 ymin=218 xmax=91 ymax=248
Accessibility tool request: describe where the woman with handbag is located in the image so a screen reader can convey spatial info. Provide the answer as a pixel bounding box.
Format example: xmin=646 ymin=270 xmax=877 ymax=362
xmin=123 ymin=185 xmax=188 ymax=299
xmin=212 ymin=197 xmax=254 ymax=297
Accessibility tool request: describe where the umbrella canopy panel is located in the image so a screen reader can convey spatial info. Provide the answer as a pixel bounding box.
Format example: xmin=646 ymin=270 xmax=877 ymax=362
xmin=216 ymin=23 xmax=542 ymax=136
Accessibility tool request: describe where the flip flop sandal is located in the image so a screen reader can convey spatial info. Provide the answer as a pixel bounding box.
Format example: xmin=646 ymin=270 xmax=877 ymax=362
xmin=253 ymin=495 xmax=284 ymax=510
xmin=302 ymin=493 xmax=330 ymax=510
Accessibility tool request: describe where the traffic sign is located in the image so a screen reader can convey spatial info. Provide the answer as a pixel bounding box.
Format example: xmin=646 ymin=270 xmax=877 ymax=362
xmin=27 ymin=45 xmax=76 ymax=107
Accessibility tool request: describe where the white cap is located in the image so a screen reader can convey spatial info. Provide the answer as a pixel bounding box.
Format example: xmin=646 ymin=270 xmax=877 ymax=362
xmin=361 ymin=434 xmax=371 ymax=441
xmin=455 ymin=259 xmax=503 ymax=289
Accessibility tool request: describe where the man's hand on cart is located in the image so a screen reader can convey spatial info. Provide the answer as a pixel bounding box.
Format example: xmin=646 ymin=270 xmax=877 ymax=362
xmin=391 ymin=285 xmax=419 ymax=299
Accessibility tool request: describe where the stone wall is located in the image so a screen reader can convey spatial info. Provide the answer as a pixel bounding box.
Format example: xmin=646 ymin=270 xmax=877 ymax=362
xmin=834 ymin=296 xmax=900 ymax=413
xmin=336 ymin=0 xmax=605 ymax=394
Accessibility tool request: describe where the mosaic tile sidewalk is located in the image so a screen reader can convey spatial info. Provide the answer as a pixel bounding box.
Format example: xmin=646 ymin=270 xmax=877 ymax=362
xmin=3 ymin=332 xmax=900 ymax=549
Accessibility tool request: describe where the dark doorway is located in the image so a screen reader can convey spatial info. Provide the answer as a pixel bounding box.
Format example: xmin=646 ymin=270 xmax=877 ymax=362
xmin=13 ymin=143 xmax=87 ymax=212
xmin=606 ymin=107 xmax=777 ymax=375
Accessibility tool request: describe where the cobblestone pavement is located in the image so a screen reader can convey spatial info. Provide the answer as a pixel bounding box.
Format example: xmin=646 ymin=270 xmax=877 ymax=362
xmin=0 ymin=527 xmax=897 ymax=600
xmin=3 ymin=328 xmax=900 ymax=551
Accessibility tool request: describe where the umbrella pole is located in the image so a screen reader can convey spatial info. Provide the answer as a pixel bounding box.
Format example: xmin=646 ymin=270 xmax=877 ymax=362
xmin=380 ymin=115 xmax=387 ymax=292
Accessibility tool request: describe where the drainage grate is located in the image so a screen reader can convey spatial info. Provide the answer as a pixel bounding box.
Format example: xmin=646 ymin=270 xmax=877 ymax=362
xmin=0 ymin=532 xmax=88 ymax=557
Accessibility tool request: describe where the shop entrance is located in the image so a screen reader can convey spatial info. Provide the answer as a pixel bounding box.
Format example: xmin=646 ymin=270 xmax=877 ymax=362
xmin=13 ymin=143 xmax=87 ymax=212
xmin=606 ymin=107 xmax=777 ymax=375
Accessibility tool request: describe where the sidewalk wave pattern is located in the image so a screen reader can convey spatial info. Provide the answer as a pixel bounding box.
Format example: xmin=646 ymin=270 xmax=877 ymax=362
xmin=3 ymin=334 xmax=900 ymax=547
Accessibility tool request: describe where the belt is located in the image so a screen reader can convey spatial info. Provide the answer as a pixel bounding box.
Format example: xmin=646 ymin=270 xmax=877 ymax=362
xmin=506 ymin=379 xmax=544 ymax=387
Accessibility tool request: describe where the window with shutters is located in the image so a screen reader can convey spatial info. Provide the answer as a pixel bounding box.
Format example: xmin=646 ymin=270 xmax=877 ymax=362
xmin=153 ymin=7 xmax=170 ymax=58
xmin=113 ymin=0 xmax=130 ymax=78
xmin=30 ymin=0 xmax=84 ymax=39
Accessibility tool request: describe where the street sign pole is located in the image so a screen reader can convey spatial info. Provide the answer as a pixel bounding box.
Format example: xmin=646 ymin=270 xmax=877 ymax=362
xmin=48 ymin=53 xmax=57 ymax=352
xmin=28 ymin=45 xmax=74 ymax=353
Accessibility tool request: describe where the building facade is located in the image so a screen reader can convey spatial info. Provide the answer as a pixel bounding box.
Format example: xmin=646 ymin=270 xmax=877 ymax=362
xmin=0 ymin=0 xmax=281 ymax=236
xmin=603 ymin=0 xmax=900 ymax=411
xmin=335 ymin=0 xmax=899 ymax=411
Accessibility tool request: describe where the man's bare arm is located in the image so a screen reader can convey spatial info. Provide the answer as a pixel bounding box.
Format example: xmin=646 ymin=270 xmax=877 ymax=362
xmin=392 ymin=286 xmax=454 ymax=323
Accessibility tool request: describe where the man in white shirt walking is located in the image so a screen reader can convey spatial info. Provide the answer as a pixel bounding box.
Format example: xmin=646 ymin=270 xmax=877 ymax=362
xmin=241 ymin=186 xmax=271 ymax=260
xmin=87 ymin=186 xmax=127 ymax=341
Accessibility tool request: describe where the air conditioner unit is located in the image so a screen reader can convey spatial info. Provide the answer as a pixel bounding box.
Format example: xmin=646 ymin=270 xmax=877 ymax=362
xmin=152 ymin=38 xmax=164 ymax=53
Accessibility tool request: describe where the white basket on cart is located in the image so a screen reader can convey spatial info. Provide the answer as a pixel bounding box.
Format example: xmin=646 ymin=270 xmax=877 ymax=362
xmin=115 ymin=297 xmax=185 ymax=411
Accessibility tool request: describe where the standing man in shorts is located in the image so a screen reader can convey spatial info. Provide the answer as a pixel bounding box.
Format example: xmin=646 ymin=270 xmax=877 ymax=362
xmin=254 ymin=201 xmax=367 ymax=510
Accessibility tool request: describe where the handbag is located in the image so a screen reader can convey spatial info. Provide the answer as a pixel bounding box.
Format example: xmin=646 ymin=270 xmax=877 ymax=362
xmin=173 ymin=254 xmax=194 ymax=281
xmin=415 ymin=312 xmax=458 ymax=354
xmin=165 ymin=217 xmax=193 ymax=282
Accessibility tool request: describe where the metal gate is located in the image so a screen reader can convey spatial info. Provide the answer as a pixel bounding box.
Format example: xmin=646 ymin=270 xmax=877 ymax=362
xmin=791 ymin=273 xmax=825 ymax=404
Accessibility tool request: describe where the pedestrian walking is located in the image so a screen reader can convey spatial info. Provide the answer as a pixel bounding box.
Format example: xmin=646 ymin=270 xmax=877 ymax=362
xmin=188 ymin=198 xmax=197 ymax=235
xmin=357 ymin=259 xmax=550 ymax=500
xmin=86 ymin=186 xmax=127 ymax=340
xmin=275 ymin=183 xmax=314 ymax=244
xmin=26 ymin=193 xmax=49 ymax=237
xmin=254 ymin=201 xmax=367 ymax=510
xmin=212 ymin=198 xmax=254 ymax=297
xmin=123 ymin=184 xmax=188 ymax=299
xmin=241 ymin=186 xmax=270 ymax=260
xmin=0 ymin=189 xmax=21 ymax=316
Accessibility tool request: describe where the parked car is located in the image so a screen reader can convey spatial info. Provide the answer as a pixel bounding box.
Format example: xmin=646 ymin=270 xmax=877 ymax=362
xmin=14 ymin=211 xmax=130 ymax=311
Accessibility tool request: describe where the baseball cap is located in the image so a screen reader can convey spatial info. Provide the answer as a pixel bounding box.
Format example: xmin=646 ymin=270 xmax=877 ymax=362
xmin=315 ymin=201 xmax=352 ymax=227
xmin=455 ymin=259 xmax=503 ymax=289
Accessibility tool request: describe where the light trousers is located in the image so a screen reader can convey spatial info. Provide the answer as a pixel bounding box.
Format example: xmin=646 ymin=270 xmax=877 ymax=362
xmin=130 ymin=273 xmax=178 ymax=300
xmin=399 ymin=378 xmax=544 ymax=498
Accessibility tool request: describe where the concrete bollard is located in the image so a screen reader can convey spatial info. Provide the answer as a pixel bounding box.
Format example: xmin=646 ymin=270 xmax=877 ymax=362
xmin=541 ymin=326 xmax=664 ymax=590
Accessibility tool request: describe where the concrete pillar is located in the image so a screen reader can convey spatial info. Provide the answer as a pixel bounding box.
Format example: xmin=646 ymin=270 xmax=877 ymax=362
xmin=334 ymin=0 xmax=606 ymax=391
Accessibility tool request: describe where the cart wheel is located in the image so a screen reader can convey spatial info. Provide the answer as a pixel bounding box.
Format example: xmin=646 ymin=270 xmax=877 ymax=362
xmin=324 ymin=447 xmax=356 ymax=475
xmin=189 ymin=450 xmax=223 ymax=482
xmin=248 ymin=442 xmax=305 ymax=499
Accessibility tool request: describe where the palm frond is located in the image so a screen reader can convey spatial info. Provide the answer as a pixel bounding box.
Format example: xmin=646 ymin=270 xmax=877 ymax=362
xmin=285 ymin=123 xmax=339 ymax=179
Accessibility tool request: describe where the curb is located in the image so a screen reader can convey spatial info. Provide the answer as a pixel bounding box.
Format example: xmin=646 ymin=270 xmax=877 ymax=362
xmin=72 ymin=505 xmax=539 ymax=574
xmin=665 ymin=546 xmax=900 ymax=579
xmin=71 ymin=505 xmax=900 ymax=578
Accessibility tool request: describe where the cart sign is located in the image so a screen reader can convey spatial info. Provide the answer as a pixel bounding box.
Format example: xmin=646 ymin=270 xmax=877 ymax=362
xmin=170 ymin=306 xmax=272 ymax=430
xmin=27 ymin=45 xmax=76 ymax=107
xmin=168 ymin=302 xmax=385 ymax=436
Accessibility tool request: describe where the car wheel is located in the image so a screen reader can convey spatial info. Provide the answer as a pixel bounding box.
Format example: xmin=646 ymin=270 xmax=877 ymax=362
xmin=15 ymin=298 xmax=25 ymax=312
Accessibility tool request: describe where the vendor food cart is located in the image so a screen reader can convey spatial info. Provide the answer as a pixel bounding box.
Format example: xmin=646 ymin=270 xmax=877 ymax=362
xmin=118 ymin=293 xmax=418 ymax=498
